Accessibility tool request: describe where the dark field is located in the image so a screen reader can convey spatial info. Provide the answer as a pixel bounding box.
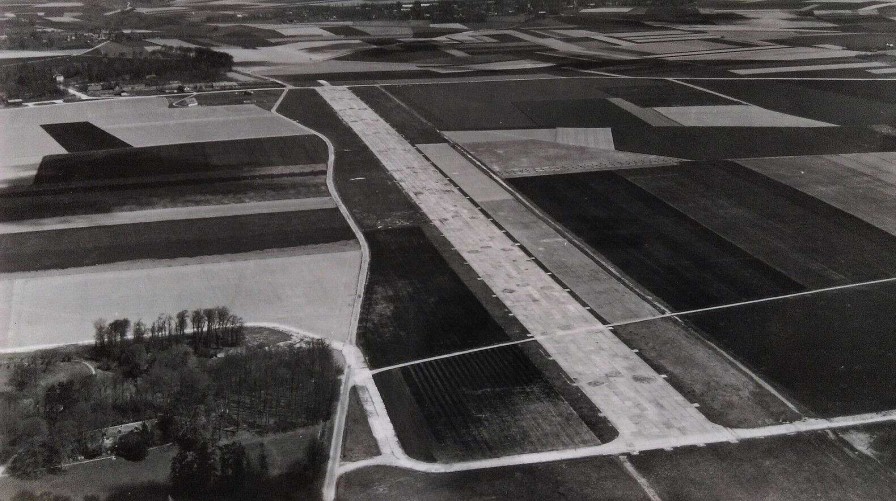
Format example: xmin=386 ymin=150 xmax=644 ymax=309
xmin=337 ymin=457 xmax=651 ymax=501
xmin=681 ymin=279 xmax=896 ymax=416
xmin=632 ymin=432 xmax=896 ymax=501
xmin=0 ymin=208 xmax=354 ymax=272
xmin=611 ymin=126 xmax=896 ymax=160
xmin=383 ymin=77 xmax=734 ymax=130
xmin=621 ymin=161 xmax=896 ymax=288
xmin=357 ymin=227 xmax=510 ymax=368
xmin=515 ymin=98 xmax=648 ymax=128
xmin=696 ymin=79 xmax=896 ymax=125
xmin=35 ymin=135 xmax=327 ymax=184
xmin=0 ymin=175 xmax=329 ymax=222
xmin=612 ymin=317 xmax=801 ymax=428
xmin=277 ymin=89 xmax=424 ymax=231
xmin=40 ymin=122 xmax=131 ymax=152
xmin=352 ymin=86 xmax=445 ymax=144
xmin=374 ymin=346 xmax=600 ymax=462
xmin=510 ymin=171 xmax=802 ymax=311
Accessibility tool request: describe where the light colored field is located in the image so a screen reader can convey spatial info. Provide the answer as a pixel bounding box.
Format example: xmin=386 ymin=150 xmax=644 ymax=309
xmin=0 ymin=242 xmax=362 ymax=350
xmin=0 ymin=197 xmax=336 ymax=234
xmin=732 ymin=61 xmax=888 ymax=74
xmin=653 ymin=105 xmax=833 ymax=127
xmin=321 ymin=86 xmax=724 ymax=443
xmin=254 ymin=59 xmax=416 ymax=76
xmin=460 ymin=139 xmax=681 ymax=177
xmin=672 ymin=46 xmax=865 ymax=61
xmin=0 ymin=48 xmax=85 ymax=59
xmin=432 ymin=59 xmax=554 ymax=72
xmin=607 ymin=97 xmax=682 ymax=126
xmin=213 ymin=23 xmax=334 ymax=36
xmin=445 ymin=128 xmax=614 ymax=149
xmin=146 ymin=37 xmax=201 ymax=48
xmin=223 ymin=40 xmax=364 ymax=64
xmin=737 ymin=153 xmax=896 ymax=236
xmin=105 ymin=114 xmax=305 ymax=146
xmin=0 ymin=125 xmax=65 ymax=186
xmin=43 ymin=12 xmax=80 ymax=22
xmin=0 ymin=97 xmax=310 ymax=186
xmin=629 ymin=40 xmax=737 ymax=54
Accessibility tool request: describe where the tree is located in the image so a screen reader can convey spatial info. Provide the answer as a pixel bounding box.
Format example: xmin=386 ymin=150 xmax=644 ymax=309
xmin=113 ymin=428 xmax=150 ymax=461
xmin=109 ymin=319 xmax=131 ymax=345
xmin=119 ymin=343 xmax=148 ymax=378
xmin=170 ymin=439 xmax=218 ymax=498
xmin=93 ymin=318 xmax=107 ymax=350
xmin=191 ymin=309 xmax=206 ymax=348
xmin=6 ymin=441 xmax=59 ymax=478
xmin=176 ymin=310 xmax=189 ymax=338
xmin=132 ymin=320 xmax=146 ymax=344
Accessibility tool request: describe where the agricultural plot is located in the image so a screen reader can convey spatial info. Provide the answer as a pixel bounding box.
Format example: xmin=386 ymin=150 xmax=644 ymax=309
xmin=737 ymin=153 xmax=896 ymax=237
xmin=382 ymin=77 xmax=735 ymax=130
xmin=612 ymin=317 xmax=800 ymax=428
xmin=0 ymin=241 xmax=361 ymax=349
xmin=620 ymin=161 xmax=896 ymax=288
xmin=352 ymin=86 xmax=445 ymax=145
xmin=458 ymin=138 xmax=681 ymax=177
xmin=0 ymin=98 xmax=312 ymax=186
xmin=374 ymin=346 xmax=599 ymax=462
xmin=357 ymin=227 xmax=510 ymax=369
xmin=680 ymin=279 xmax=896 ymax=416
xmin=277 ymin=89 xmax=425 ymax=231
xmin=40 ymin=122 xmax=131 ymax=152
xmin=631 ymin=431 xmax=896 ymax=501
xmin=695 ymin=79 xmax=896 ymax=125
xmin=510 ymin=171 xmax=802 ymax=311
xmin=0 ymin=208 xmax=353 ymax=272
xmin=611 ymin=126 xmax=896 ymax=160
xmin=337 ymin=457 xmax=651 ymax=501
xmin=0 ymin=175 xmax=329 ymax=222
xmin=35 ymin=135 xmax=327 ymax=184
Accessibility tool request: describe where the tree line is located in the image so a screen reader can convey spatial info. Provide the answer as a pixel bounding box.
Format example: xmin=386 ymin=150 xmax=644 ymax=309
xmin=93 ymin=306 xmax=245 ymax=360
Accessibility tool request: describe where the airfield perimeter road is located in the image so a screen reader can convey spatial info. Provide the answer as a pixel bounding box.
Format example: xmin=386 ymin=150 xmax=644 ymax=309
xmin=318 ymin=86 xmax=728 ymax=446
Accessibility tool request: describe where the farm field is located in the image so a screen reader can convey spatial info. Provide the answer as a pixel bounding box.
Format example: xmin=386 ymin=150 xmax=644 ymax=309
xmin=357 ymin=227 xmax=510 ymax=369
xmin=612 ymin=317 xmax=800 ymax=428
xmin=0 ymin=241 xmax=362 ymax=350
xmin=337 ymin=457 xmax=652 ymax=501
xmin=374 ymin=345 xmax=600 ymax=462
xmin=0 ymin=174 xmax=329 ymax=222
xmin=631 ymin=431 xmax=896 ymax=501
xmin=40 ymin=121 xmax=131 ymax=152
xmin=509 ymin=171 xmax=802 ymax=311
xmin=620 ymin=161 xmax=896 ymax=288
xmin=35 ymin=135 xmax=327 ymax=184
xmin=680 ymin=279 xmax=896 ymax=416
xmin=737 ymin=153 xmax=896 ymax=237
xmin=695 ymin=79 xmax=896 ymax=126
xmin=381 ymin=77 xmax=736 ymax=131
xmin=0 ymin=207 xmax=353 ymax=272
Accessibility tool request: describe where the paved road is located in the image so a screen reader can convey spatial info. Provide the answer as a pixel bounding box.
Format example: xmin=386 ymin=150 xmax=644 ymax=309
xmin=318 ymin=85 xmax=727 ymax=445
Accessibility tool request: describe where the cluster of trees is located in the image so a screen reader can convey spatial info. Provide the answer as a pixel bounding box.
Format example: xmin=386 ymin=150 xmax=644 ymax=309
xmin=170 ymin=435 xmax=270 ymax=500
xmin=210 ymin=341 xmax=340 ymax=432
xmin=59 ymin=46 xmax=233 ymax=85
xmin=0 ymin=64 xmax=63 ymax=101
xmin=93 ymin=306 xmax=245 ymax=361
xmin=2 ymin=316 xmax=340 ymax=483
